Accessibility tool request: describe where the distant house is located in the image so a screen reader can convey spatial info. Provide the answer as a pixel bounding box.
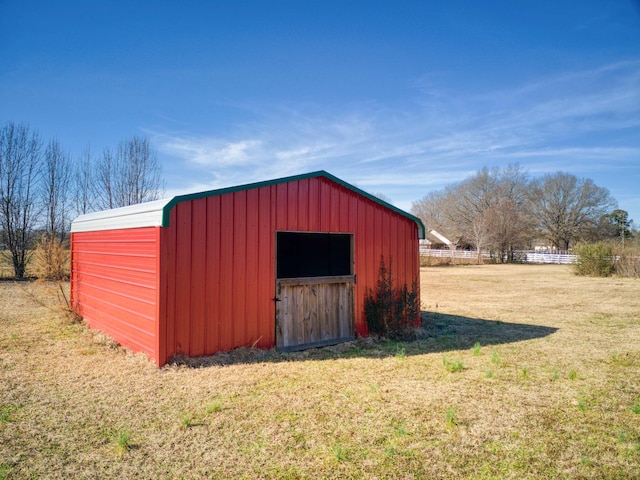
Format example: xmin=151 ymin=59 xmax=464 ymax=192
xmin=70 ymin=171 xmax=424 ymax=366
xmin=420 ymin=229 xmax=457 ymax=250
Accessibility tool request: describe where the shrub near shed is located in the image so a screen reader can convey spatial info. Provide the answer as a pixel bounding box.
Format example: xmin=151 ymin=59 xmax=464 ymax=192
xmin=364 ymin=256 xmax=420 ymax=339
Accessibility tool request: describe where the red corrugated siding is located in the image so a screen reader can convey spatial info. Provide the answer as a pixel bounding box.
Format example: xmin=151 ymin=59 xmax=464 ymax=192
xmin=159 ymin=176 xmax=419 ymax=364
xmin=71 ymin=228 xmax=160 ymax=361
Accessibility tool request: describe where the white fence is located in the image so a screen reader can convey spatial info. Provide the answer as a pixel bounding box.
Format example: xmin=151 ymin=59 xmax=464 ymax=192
xmin=419 ymin=249 xmax=488 ymax=259
xmin=419 ymin=248 xmax=577 ymax=264
xmin=522 ymin=252 xmax=577 ymax=264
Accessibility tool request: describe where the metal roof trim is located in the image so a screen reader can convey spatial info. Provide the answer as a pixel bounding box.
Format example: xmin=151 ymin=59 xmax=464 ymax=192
xmin=70 ymin=198 xmax=171 ymax=233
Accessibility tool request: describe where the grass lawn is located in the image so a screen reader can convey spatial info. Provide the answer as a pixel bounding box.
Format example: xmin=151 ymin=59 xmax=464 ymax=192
xmin=1 ymin=264 xmax=639 ymax=479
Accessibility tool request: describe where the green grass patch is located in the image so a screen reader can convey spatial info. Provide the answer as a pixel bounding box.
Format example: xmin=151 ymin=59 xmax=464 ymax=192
xmin=391 ymin=419 xmax=408 ymax=436
xmin=205 ymin=400 xmax=223 ymax=415
xmin=442 ymin=356 xmax=464 ymax=373
xmin=445 ymin=408 xmax=458 ymax=428
xmin=0 ymin=464 xmax=11 ymax=480
xmin=111 ymin=429 xmax=133 ymax=455
xmin=180 ymin=412 xmax=202 ymax=428
xmin=333 ymin=443 xmax=349 ymax=462
xmin=491 ymin=349 xmax=502 ymax=366
xmin=0 ymin=405 xmax=19 ymax=423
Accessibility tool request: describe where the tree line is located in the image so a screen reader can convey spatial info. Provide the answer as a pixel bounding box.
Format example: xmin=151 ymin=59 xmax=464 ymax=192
xmin=0 ymin=121 xmax=164 ymax=278
xmin=411 ymin=165 xmax=633 ymax=262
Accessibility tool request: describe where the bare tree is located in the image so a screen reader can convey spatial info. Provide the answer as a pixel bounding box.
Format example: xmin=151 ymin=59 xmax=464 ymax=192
xmin=74 ymin=145 xmax=94 ymax=216
xmin=470 ymin=211 xmax=489 ymax=263
xmin=444 ymin=166 xmax=532 ymax=256
xmin=42 ymin=138 xmax=72 ymax=241
xmin=487 ymin=165 xmax=534 ymax=261
xmin=411 ymin=190 xmax=448 ymax=233
xmin=485 ymin=198 xmax=532 ymax=262
xmin=442 ymin=168 xmax=496 ymax=247
xmin=529 ymin=172 xmax=616 ymax=250
xmin=0 ymin=122 xmax=42 ymax=278
xmin=95 ymin=135 xmax=164 ymax=210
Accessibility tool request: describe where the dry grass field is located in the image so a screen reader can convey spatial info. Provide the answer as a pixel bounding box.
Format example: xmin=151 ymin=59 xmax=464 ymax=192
xmin=1 ymin=265 xmax=639 ymax=479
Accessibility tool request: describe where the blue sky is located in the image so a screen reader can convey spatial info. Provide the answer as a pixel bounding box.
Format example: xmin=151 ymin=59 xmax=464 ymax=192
xmin=2 ymin=1 xmax=639 ymax=223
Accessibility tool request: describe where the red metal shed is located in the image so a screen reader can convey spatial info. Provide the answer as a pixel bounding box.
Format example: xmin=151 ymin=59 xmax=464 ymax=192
xmin=70 ymin=171 xmax=425 ymax=366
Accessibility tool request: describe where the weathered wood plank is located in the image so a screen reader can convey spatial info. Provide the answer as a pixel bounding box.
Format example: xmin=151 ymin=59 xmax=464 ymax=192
xmin=332 ymin=283 xmax=341 ymax=340
xmin=298 ymin=284 xmax=307 ymax=345
xmin=275 ymin=281 xmax=283 ymax=348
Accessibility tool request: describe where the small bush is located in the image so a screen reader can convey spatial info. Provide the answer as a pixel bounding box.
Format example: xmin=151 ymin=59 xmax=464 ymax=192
xmin=33 ymin=235 xmax=69 ymax=280
xmin=364 ymin=256 xmax=420 ymax=339
xmin=573 ymin=241 xmax=615 ymax=277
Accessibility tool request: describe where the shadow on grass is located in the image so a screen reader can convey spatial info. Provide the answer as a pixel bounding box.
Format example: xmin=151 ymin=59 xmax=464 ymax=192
xmin=170 ymin=311 xmax=558 ymax=368
xmin=416 ymin=311 xmax=558 ymax=353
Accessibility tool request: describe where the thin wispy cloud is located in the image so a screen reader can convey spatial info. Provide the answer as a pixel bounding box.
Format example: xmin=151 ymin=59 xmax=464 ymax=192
xmin=159 ymin=136 xmax=263 ymax=166
xmin=153 ymin=60 xmax=639 ymax=210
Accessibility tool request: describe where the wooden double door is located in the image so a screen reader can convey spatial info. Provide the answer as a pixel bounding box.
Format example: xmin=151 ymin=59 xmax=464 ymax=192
xmin=275 ymin=275 xmax=355 ymax=351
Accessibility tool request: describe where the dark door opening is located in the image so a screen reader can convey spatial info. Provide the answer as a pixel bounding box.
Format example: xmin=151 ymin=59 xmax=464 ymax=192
xmin=277 ymin=231 xmax=352 ymax=279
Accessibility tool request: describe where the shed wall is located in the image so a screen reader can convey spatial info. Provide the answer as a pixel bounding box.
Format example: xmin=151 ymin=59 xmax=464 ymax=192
xmin=159 ymin=176 xmax=419 ymax=364
xmin=70 ymin=227 xmax=161 ymax=362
